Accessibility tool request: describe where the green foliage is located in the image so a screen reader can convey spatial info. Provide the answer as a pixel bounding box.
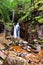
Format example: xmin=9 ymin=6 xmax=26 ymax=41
xmin=38 ymin=18 xmax=43 ymax=23
xmin=0 ymin=0 xmax=10 ymax=22
xmin=0 ymin=0 xmax=43 ymax=24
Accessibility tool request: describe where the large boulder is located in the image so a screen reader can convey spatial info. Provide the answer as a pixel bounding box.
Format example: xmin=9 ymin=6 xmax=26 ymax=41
xmin=4 ymin=54 xmax=28 ymax=65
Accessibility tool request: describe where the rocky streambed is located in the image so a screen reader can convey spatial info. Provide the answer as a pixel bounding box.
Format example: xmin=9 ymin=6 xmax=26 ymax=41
xmin=0 ymin=35 xmax=43 ymax=65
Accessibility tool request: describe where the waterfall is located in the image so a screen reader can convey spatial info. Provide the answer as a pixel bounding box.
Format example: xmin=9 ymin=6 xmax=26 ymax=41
xmin=12 ymin=10 xmax=14 ymax=22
